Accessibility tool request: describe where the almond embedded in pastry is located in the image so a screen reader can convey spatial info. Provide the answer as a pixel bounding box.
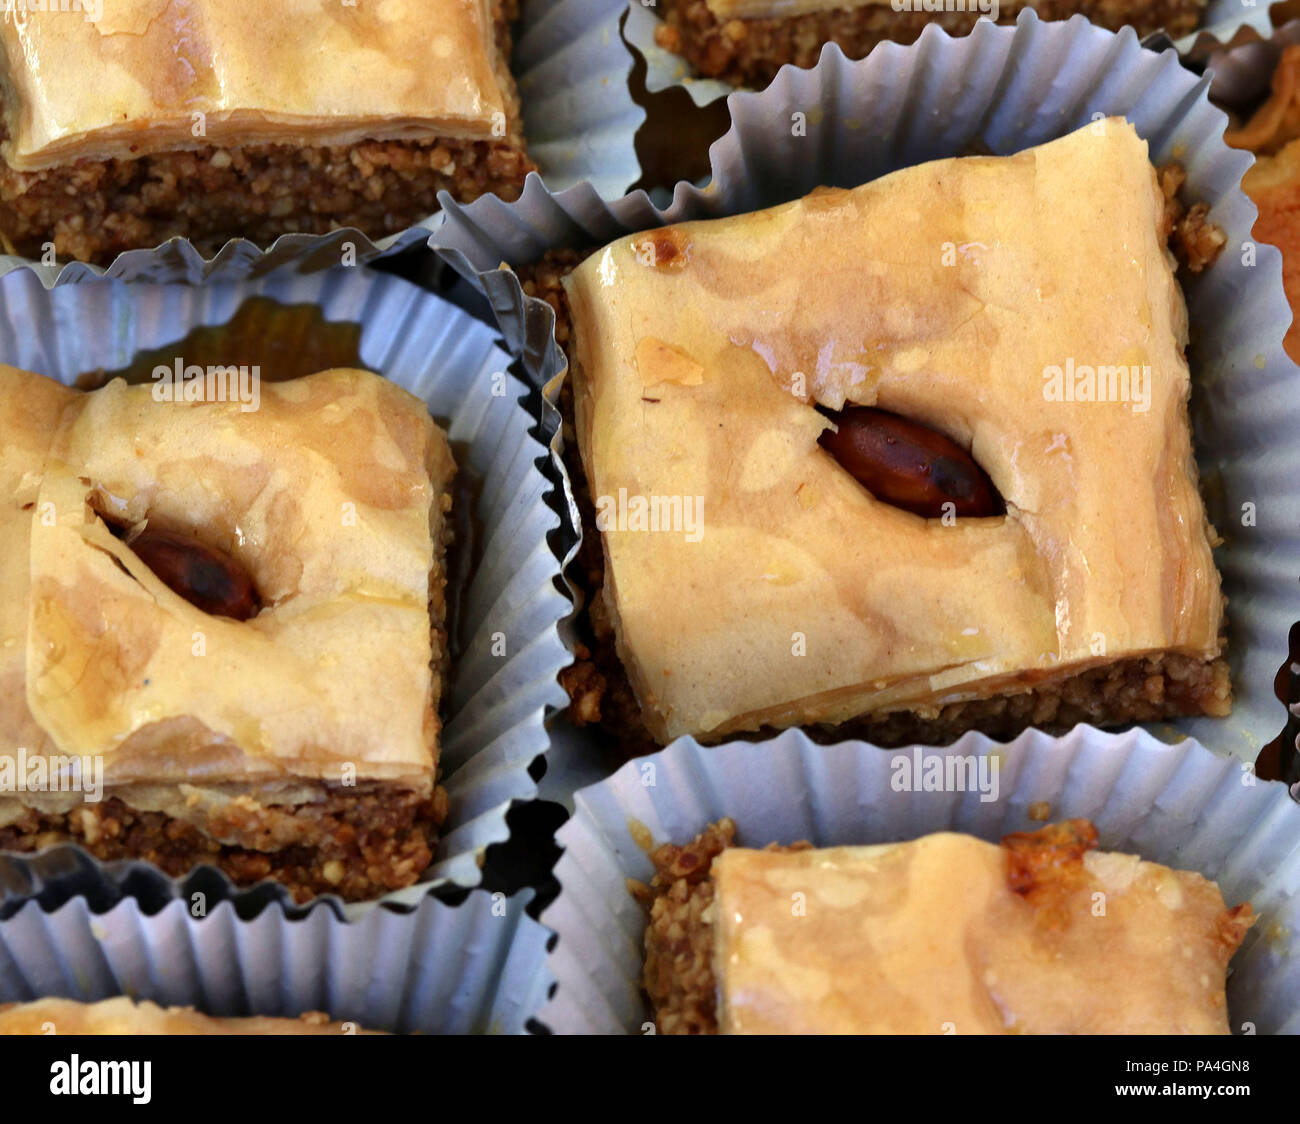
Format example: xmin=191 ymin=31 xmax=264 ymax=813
xmin=110 ymin=526 xmax=261 ymax=622
xmin=816 ymin=405 xmax=1003 ymax=518
xmin=24 ymin=369 xmax=449 ymax=787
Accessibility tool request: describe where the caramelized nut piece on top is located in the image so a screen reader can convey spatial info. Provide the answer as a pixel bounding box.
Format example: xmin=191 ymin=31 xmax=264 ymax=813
xmin=817 ymin=405 xmax=1003 ymax=518
xmin=130 ymin=528 xmax=260 ymax=621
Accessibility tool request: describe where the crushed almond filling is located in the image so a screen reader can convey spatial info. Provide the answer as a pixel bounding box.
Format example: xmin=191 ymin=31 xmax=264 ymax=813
xmin=0 ymin=786 xmax=449 ymax=904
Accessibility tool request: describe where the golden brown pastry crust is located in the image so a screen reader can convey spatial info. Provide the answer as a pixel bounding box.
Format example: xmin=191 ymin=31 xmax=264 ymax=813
xmin=18 ymin=369 xmax=450 ymax=789
xmin=0 ymin=365 xmax=453 ymax=901
xmin=0 ymin=368 xmax=75 ymax=759
xmin=714 ymin=827 xmax=1251 ymax=1034
xmin=0 ymin=3 xmax=533 ymax=263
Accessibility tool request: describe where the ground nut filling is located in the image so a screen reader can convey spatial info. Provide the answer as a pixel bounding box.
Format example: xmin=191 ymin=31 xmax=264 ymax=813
xmin=638 ymin=819 xmax=812 ymax=1034
xmin=0 ymin=786 xmax=449 ymax=904
xmin=0 ymin=135 xmax=533 ymax=266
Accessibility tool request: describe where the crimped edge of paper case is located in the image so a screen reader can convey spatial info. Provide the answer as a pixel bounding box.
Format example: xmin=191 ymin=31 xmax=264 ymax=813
xmin=623 ymin=0 xmax=1280 ymax=104
xmin=0 ymin=887 xmax=552 ymax=1034
xmin=537 ymin=726 xmax=1300 ymax=1034
xmin=0 ymin=265 xmax=572 ymax=920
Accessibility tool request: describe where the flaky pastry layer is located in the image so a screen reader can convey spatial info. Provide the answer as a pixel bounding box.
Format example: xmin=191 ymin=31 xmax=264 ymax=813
xmin=643 ymin=819 xmax=1253 ymax=1035
xmin=2 ymin=365 xmax=452 ymax=790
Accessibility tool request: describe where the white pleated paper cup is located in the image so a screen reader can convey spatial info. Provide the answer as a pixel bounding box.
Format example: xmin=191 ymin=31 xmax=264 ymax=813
xmin=0 ymin=264 xmax=572 ymax=918
xmin=1178 ymin=0 xmax=1281 ymax=57
xmin=624 ymin=0 xmax=734 ymax=107
xmin=515 ymin=0 xmax=645 ymax=199
xmin=0 ymin=0 xmax=644 ymax=288
xmin=0 ymin=887 xmax=550 ymax=1035
xmin=433 ymin=10 xmax=1300 ymax=773
xmin=624 ymin=1 xmax=1249 ymax=103
xmin=537 ymin=726 xmax=1300 ymax=1034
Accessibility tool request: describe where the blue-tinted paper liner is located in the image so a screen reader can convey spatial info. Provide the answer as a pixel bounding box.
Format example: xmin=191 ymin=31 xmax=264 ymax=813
xmin=432 ymin=11 xmax=1300 ymax=772
xmin=0 ymin=265 xmax=571 ymax=917
xmin=538 ymin=727 xmax=1300 ymax=1034
xmin=0 ymin=887 xmax=551 ymax=1034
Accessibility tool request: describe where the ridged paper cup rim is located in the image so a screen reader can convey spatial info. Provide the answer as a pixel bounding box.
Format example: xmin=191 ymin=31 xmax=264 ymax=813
xmin=1177 ymin=0 xmax=1283 ymax=57
xmin=432 ymin=10 xmax=1300 ymax=780
xmin=0 ymin=0 xmax=644 ymax=288
xmin=0 ymin=886 xmax=551 ymax=1034
xmin=622 ymin=1 xmax=1280 ymax=102
xmin=0 ymin=264 xmax=572 ymax=920
xmin=537 ymin=726 xmax=1300 ymax=1034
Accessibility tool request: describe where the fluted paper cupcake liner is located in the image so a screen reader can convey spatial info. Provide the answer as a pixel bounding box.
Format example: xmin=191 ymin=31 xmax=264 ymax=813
xmin=0 ymin=265 xmax=572 ymax=918
xmin=0 ymin=0 xmax=644 ymax=288
xmin=1178 ymin=0 xmax=1281 ymax=56
xmin=624 ymin=0 xmax=734 ymax=107
xmin=537 ymin=726 xmax=1300 ymax=1034
xmin=623 ymin=1 xmax=1269 ymax=105
xmin=0 ymin=887 xmax=550 ymax=1034
xmin=433 ymin=11 xmax=1300 ymax=779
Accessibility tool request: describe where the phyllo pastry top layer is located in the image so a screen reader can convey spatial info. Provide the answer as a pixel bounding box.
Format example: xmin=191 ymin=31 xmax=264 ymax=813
xmin=0 ymin=366 xmax=75 ymax=758
xmin=0 ymin=0 xmax=512 ymax=170
xmin=712 ymin=822 xmax=1253 ymax=1035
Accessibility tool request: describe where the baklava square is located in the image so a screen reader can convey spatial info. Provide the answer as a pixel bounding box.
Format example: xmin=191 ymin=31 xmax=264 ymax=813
xmin=563 ymin=118 xmax=1229 ymax=747
xmin=0 ymin=0 xmax=531 ymax=263
xmin=0 ymin=366 xmax=455 ymax=902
